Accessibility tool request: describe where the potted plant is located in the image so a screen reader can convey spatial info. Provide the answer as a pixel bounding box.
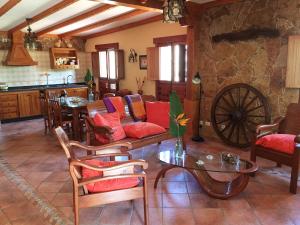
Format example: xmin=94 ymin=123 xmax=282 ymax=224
xmin=84 ymin=69 xmax=94 ymax=101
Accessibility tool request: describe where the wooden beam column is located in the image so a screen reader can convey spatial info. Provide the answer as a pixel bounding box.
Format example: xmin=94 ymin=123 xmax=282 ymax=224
xmin=184 ymin=23 xmax=201 ymax=137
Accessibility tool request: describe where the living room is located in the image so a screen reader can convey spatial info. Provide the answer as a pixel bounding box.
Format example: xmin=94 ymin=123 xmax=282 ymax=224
xmin=0 ymin=0 xmax=300 ymax=225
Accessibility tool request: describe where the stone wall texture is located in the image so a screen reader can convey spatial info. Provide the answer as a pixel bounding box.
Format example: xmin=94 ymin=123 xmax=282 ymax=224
xmin=197 ymin=0 xmax=300 ymax=138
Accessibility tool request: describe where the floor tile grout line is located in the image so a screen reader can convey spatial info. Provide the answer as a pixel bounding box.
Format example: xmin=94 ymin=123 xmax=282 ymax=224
xmin=0 ymin=155 xmax=73 ymax=225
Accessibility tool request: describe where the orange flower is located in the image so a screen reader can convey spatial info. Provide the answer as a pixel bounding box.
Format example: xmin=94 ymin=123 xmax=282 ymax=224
xmin=175 ymin=113 xmax=189 ymax=127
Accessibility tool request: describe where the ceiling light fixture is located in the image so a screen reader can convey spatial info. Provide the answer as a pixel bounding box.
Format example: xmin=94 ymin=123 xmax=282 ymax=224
xmin=163 ymin=0 xmax=186 ymax=23
xmin=24 ymin=18 xmax=38 ymax=50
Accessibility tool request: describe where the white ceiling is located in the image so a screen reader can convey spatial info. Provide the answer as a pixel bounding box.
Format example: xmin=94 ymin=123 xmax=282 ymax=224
xmin=0 ymin=0 xmax=216 ymax=38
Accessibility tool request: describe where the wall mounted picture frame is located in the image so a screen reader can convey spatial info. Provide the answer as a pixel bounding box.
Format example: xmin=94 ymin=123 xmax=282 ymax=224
xmin=139 ymin=55 xmax=147 ymax=70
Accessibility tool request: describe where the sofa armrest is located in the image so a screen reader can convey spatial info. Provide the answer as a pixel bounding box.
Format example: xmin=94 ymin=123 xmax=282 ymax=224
xmin=86 ymin=117 xmax=114 ymax=145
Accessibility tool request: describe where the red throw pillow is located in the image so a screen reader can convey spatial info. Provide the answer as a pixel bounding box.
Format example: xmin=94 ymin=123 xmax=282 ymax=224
xmin=82 ymin=159 xmax=139 ymax=193
xmin=123 ymin=122 xmax=166 ymax=139
xmin=256 ymin=134 xmax=296 ymax=154
xmin=93 ymin=112 xmax=126 ymax=144
xmin=109 ymin=97 xmax=126 ymax=120
xmin=145 ymin=101 xmax=170 ymax=128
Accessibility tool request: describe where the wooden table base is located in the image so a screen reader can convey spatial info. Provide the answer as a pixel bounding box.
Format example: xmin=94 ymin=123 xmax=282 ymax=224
xmin=154 ymin=165 xmax=251 ymax=199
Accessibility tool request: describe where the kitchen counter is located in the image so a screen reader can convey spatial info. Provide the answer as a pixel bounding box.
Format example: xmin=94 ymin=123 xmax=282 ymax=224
xmin=0 ymin=83 xmax=87 ymax=92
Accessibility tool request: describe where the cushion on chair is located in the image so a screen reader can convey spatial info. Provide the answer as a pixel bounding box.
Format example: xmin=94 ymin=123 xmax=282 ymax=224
xmin=103 ymin=97 xmax=126 ymax=119
xmin=93 ymin=112 xmax=126 ymax=144
xmin=124 ymin=94 xmax=146 ymax=121
xmin=255 ymin=134 xmax=296 ymax=154
xmin=146 ymin=101 xmax=170 ymax=129
xmin=123 ymin=122 xmax=166 ymax=139
xmin=82 ymin=160 xmax=139 ymax=193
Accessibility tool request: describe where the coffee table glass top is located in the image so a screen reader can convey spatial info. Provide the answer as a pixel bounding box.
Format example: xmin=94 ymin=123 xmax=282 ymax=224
xmin=157 ymin=150 xmax=249 ymax=173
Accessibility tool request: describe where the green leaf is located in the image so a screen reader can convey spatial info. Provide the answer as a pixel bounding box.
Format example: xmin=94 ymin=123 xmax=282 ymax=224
xmin=169 ymin=92 xmax=186 ymax=137
xmin=84 ymin=69 xmax=93 ymax=83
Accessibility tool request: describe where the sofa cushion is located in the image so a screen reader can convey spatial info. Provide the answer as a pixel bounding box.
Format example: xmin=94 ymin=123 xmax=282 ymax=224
xmin=103 ymin=97 xmax=126 ymax=120
xmin=93 ymin=112 xmax=126 ymax=144
xmin=82 ymin=159 xmax=139 ymax=193
xmin=146 ymin=101 xmax=170 ymax=128
xmin=256 ymin=134 xmax=296 ymax=154
xmin=123 ymin=122 xmax=166 ymax=139
xmin=125 ymin=94 xmax=146 ymax=121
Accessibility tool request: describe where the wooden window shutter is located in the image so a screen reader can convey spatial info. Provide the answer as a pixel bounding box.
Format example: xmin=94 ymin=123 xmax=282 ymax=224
xmin=91 ymin=52 xmax=99 ymax=77
xmin=286 ymin=36 xmax=300 ymax=88
xmin=147 ymin=47 xmax=159 ymax=81
xmin=116 ymin=49 xmax=125 ymax=80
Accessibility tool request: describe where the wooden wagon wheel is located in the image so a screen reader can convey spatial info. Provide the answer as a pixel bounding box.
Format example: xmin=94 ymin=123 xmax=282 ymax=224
xmin=211 ymin=83 xmax=271 ymax=148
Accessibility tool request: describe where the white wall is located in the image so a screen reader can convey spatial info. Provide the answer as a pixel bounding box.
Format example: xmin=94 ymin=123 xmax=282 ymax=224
xmin=0 ymin=50 xmax=91 ymax=87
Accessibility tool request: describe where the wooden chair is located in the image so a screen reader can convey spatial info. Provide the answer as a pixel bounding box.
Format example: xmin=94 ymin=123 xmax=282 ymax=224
xmin=103 ymin=92 xmax=115 ymax=98
xmin=54 ymin=126 xmax=149 ymax=225
xmin=49 ymin=99 xmax=73 ymax=130
xmin=86 ymin=100 xmax=107 ymax=118
xmin=251 ymin=103 xmax=300 ymax=193
xmin=39 ymin=97 xmax=51 ymax=134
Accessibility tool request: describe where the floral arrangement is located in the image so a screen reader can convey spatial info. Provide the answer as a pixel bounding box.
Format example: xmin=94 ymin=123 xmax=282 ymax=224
xmin=136 ymin=76 xmax=146 ymax=94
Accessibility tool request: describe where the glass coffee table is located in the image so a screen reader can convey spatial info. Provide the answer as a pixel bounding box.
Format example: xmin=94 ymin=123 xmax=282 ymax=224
xmin=155 ymin=150 xmax=258 ymax=199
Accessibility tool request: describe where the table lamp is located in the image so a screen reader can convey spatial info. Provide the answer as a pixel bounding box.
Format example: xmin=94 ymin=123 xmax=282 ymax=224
xmin=191 ymin=72 xmax=204 ymax=142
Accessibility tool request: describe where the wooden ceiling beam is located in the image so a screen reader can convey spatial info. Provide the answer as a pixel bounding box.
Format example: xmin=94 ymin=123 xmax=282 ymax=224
xmin=92 ymin=0 xmax=163 ymax=12
xmin=8 ymin=0 xmax=77 ymax=34
xmin=36 ymin=4 xmax=116 ymax=36
xmin=0 ymin=0 xmax=21 ymax=17
xmin=60 ymin=9 xmax=146 ymax=37
xmin=83 ymin=14 xmax=162 ymax=39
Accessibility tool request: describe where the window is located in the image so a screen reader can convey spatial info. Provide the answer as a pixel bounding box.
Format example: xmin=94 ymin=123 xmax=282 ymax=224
xmin=159 ymin=44 xmax=187 ymax=82
xmin=99 ymin=49 xmax=116 ymax=79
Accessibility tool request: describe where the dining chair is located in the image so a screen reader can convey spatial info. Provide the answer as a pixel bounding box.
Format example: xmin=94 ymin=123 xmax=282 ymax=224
xmin=49 ymin=99 xmax=73 ymax=132
xmin=251 ymin=103 xmax=300 ymax=193
xmin=39 ymin=97 xmax=51 ymax=134
xmin=54 ymin=126 xmax=149 ymax=225
xmin=103 ymin=92 xmax=116 ymax=98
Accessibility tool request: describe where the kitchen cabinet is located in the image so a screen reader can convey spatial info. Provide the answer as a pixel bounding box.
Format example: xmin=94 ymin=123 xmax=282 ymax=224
xmin=49 ymin=48 xmax=79 ymax=69
xmin=0 ymin=93 xmax=19 ymax=119
xmin=18 ymin=91 xmax=41 ymax=117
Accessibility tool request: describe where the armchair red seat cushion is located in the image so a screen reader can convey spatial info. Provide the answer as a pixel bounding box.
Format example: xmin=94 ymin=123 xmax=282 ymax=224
xmin=82 ymin=160 xmax=139 ymax=193
xmin=93 ymin=112 xmax=126 ymax=144
xmin=255 ymin=134 xmax=296 ymax=154
xmin=123 ymin=122 xmax=166 ymax=139
xmin=145 ymin=101 xmax=170 ymax=128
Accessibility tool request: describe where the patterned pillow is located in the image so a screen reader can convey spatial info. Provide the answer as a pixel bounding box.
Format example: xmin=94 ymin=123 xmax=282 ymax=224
xmin=124 ymin=94 xmax=146 ymax=121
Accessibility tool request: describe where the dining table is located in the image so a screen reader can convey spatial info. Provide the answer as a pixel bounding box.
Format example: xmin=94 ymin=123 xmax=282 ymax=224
xmin=61 ymin=96 xmax=92 ymax=141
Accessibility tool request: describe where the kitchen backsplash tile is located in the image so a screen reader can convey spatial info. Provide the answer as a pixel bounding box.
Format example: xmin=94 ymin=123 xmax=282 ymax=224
xmin=0 ymin=50 xmax=91 ymax=87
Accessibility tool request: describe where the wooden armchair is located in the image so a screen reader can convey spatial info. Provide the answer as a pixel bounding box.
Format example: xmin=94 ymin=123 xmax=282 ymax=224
xmin=54 ymin=127 xmax=149 ymax=225
xmin=251 ymin=103 xmax=300 ymax=193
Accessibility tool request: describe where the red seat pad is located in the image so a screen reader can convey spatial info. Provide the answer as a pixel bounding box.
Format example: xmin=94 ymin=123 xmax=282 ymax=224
xmin=145 ymin=101 xmax=170 ymax=129
xmin=82 ymin=160 xmax=139 ymax=193
xmin=256 ymin=134 xmax=296 ymax=154
xmin=93 ymin=112 xmax=126 ymax=144
xmin=123 ymin=122 xmax=166 ymax=139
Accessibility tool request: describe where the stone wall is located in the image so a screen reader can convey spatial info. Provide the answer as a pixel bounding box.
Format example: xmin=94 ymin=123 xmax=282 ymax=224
xmin=197 ymin=0 xmax=300 ymax=138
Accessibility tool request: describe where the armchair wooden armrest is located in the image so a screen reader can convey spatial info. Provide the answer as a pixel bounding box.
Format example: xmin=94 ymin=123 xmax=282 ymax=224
xmin=70 ymin=141 xmax=132 ymax=153
xmin=70 ymin=159 xmax=148 ymax=186
xmin=78 ymin=152 xmax=132 ymax=161
xmin=256 ymin=116 xmax=284 ymax=138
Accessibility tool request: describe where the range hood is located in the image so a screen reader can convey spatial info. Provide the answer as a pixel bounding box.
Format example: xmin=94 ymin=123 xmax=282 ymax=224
xmin=4 ymin=31 xmax=37 ymax=66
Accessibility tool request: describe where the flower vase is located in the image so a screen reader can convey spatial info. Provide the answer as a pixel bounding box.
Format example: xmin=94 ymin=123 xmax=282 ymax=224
xmin=175 ymin=137 xmax=184 ymax=158
xmin=88 ymin=90 xmax=94 ymax=102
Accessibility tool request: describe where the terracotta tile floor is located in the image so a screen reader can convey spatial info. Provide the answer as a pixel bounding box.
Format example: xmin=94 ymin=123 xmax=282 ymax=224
xmin=0 ymin=119 xmax=300 ymax=225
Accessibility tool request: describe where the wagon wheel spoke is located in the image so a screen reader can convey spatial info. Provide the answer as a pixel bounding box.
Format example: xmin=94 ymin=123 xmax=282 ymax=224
xmin=247 ymin=115 xmax=265 ymax=118
xmin=216 ymin=113 xmax=230 ymax=117
xmin=220 ymin=122 xmax=232 ymax=134
xmin=244 ymin=96 xmax=258 ymax=110
xmin=216 ymin=118 xmax=231 ymax=124
xmin=241 ymin=89 xmax=250 ymax=107
xmin=244 ymin=121 xmax=256 ymax=133
xmin=236 ymin=123 xmax=240 ymax=144
xmin=246 ymin=105 xmax=264 ymax=113
xmin=228 ymin=91 xmax=237 ymax=108
xmin=237 ymin=88 xmax=241 ymax=108
xmin=241 ymin=123 xmax=249 ymax=143
xmin=246 ymin=119 xmax=259 ymax=126
xmin=216 ymin=105 xmax=231 ymax=112
xmin=227 ymin=122 xmax=236 ymax=140
xmin=221 ymin=96 xmax=234 ymax=109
